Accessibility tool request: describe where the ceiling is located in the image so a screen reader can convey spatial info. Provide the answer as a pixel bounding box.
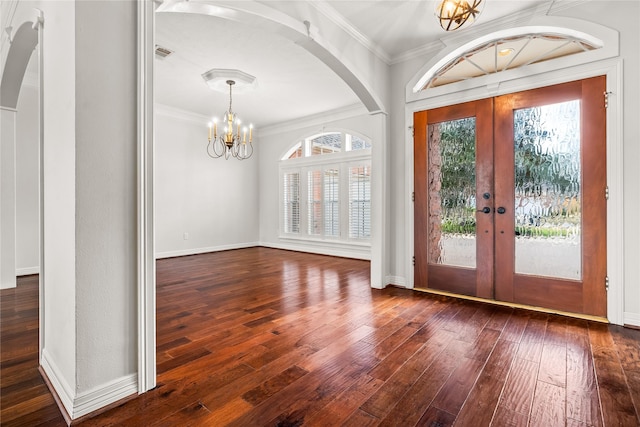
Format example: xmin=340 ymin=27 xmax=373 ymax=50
xmin=154 ymin=0 xmax=546 ymax=129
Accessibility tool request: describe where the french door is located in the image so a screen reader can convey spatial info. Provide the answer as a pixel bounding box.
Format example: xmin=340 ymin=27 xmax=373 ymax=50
xmin=414 ymin=77 xmax=607 ymax=317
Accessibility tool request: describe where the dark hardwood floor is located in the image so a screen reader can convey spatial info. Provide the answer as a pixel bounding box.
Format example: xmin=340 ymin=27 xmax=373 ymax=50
xmin=2 ymin=247 xmax=639 ymax=426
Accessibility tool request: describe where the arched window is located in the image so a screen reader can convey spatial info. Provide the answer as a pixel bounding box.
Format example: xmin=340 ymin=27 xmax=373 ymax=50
xmin=280 ymin=131 xmax=372 ymax=243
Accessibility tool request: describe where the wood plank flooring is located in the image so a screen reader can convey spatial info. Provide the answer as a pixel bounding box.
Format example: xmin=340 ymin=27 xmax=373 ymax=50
xmin=1 ymin=247 xmax=639 ymax=426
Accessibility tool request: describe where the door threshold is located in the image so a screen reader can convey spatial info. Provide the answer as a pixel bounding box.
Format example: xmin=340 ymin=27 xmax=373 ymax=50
xmin=414 ymin=287 xmax=609 ymax=323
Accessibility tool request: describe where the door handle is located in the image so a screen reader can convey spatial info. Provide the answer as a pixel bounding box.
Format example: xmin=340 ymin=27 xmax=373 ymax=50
xmin=497 ymin=207 xmax=506 ymax=214
xmin=477 ymin=207 xmax=491 ymax=214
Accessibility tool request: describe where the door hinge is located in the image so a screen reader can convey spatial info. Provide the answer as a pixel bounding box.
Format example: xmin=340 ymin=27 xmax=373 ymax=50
xmin=605 ymin=186 xmax=609 ymax=200
xmin=409 ymin=125 xmax=414 ymax=137
xmin=605 ymin=276 xmax=610 ymax=291
xmin=604 ymin=91 xmax=612 ymax=108
xmin=412 ymin=192 xmax=415 ymax=202
xmin=412 ymin=256 xmax=416 ymax=266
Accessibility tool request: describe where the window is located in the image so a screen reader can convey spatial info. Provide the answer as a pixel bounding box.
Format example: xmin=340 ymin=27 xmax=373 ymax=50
xmin=280 ymin=131 xmax=372 ymax=244
xmin=311 ymin=133 xmax=341 ymax=155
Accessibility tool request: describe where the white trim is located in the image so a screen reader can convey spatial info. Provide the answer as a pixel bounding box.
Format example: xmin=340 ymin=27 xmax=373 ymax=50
xmin=280 ymin=149 xmax=371 ymax=168
xmin=16 ymin=266 xmax=38 ymax=276
xmin=41 ymin=349 xmax=138 ymax=420
xmin=137 ymin=0 xmax=156 ymax=395
xmin=624 ymin=313 xmax=640 ymax=328
xmin=259 ymin=103 xmax=367 ymax=137
xmin=21 ymin=70 xmax=38 ymax=88
xmin=547 ymin=0 xmax=591 ymax=15
xmin=40 ymin=348 xmax=74 ymax=418
xmin=386 ymin=275 xmax=406 ymax=288
xmin=308 ymin=0 xmax=391 ymax=65
xmin=605 ymin=60 xmax=624 ymax=326
xmin=36 ymin=6 xmax=44 ymax=365
xmin=404 ymin=60 xmax=625 ymax=325
xmin=260 ymin=241 xmax=370 ymax=261
xmin=390 ymin=40 xmax=445 ymax=67
xmin=369 ymin=111 xmax=387 ymax=289
xmin=407 ymin=17 xmax=619 ymax=103
xmin=155 ymin=242 xmax=260 ymax=259
xmin=154 ymin=102 xmax=209 ymax=125
xmin=73 ymin=374 xmax=137 ymax=419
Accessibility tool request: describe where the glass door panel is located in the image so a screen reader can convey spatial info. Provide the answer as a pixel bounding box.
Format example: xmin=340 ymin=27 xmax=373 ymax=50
xmin=428 ymin=118 xmax=477 ymax=268
xmin=513 ymin=100 xmax=582 ymax=280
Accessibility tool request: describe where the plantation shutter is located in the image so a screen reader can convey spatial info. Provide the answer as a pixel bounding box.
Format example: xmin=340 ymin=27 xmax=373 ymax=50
xmin=308 ymin=170 xmax=322 ymax=235
xmin=324 ymin=168 xmax=340 ymax=236
xmin=283 ymin=172 xmax=300 ymax=233
xmin=349 ymin=165 xmax=371 ymax=239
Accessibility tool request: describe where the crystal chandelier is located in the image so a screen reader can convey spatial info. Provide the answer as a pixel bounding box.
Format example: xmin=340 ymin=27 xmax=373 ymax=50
xmin=436 ymin=0 xmax=484 ymax=31
xmin=207 ymin=80 xmax=254 ymax=160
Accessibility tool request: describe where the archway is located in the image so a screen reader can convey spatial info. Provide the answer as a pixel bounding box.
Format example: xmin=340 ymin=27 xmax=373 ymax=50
xmin=137 ymin=1 xmax=390 ymax=392
xmin=1 ymin=21 xmax=39 ymax=291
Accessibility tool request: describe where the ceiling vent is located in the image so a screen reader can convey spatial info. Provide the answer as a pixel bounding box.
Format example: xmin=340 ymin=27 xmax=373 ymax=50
xmin=155 ymin=45 xmax=174 ymax=59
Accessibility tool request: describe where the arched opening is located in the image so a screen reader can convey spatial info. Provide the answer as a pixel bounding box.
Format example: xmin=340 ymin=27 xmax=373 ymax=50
xmin=0 ymin=10 xmax=45 ymax=378
xmin=140 ymin=1 xmax=389 ymax=392
xmin=1 ymin=21 xmax=39 ymax=290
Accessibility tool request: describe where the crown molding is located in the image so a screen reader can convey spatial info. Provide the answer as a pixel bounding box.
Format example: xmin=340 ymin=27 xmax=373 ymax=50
xmin=547 ymin=0 xmax=592 ymax=15
xmin=308 ymin=0 xmax=392 ymax=65
xmin=154 ymin=103 xmax=209 ymax=124
xmin=390 ymin=39 xmax=446 ymax=66
xmin=259 ymin=103 xmax=368 ymax=137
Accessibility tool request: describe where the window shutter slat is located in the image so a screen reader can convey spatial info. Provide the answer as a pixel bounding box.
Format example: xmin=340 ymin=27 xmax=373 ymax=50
xmin=283 ymin=172 xmax=300 ymax=233
xmin=308 ymin=170 xmax=322 ymax=235
xmin=324 ymin=168 xmax=339 ymax=237
xmin=349 ymin=165 xmax=371 ymax=239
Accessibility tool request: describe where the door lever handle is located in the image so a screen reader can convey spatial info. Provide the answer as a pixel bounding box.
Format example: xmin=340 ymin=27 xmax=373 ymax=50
xmin=477 ymin=207 xmax=491 ymax=214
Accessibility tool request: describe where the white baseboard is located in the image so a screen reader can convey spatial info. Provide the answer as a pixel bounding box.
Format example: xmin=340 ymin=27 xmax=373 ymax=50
xmin=386 ymin=275 xmax=406 ymax=288
xmin=17 ymin=266 xmax=39 ymax=276
xmin=155 ymin=242 xmax=259 ymax=259
xmin=261 ymin=241 xmax=370 ymax=260
xmin=41 ymin=349 xmax=75 ymax=417
xmin=41 ymin=348 xmax=137 ymax=419
xmin=624 ymin=312 xmax=640 ymax=328
xmin=73 ymin=373 xmax=137 ymax=419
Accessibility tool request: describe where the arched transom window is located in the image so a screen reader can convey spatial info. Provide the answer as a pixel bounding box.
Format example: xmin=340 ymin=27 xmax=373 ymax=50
xmin=280 ymin=131 xmax=372 ymax=243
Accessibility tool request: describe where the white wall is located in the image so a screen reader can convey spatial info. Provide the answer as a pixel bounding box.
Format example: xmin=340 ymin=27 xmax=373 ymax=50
xmin=15 ymin=81 xmax=39 ymax=274
xmin=155 ymin=105 xmax=259 ymax=258
xmin=39 ymin=0 xmax=78 ymax=404
xmin=74 ymin=0 xmax=138 ymax=398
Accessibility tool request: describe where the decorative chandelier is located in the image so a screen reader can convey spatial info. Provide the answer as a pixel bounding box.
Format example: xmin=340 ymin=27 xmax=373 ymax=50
xmin=207 ymin=80 xmax=254 ymax=160
xmin=436 ymin=0 xmax=484 ymax=31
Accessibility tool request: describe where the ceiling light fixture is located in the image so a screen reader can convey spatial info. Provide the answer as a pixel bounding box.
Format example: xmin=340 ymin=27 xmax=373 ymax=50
xmin=498 ymin=47 xmax=515 ymax=57
xmin=207 ymin=79 xmax=254 ymax=160
xmin=436 ymin=0 xmax=484 ymax=31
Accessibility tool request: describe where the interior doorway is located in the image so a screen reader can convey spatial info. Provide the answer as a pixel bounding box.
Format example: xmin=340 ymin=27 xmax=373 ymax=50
xmin=414 ymin=76 xmax=607 ymax=317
